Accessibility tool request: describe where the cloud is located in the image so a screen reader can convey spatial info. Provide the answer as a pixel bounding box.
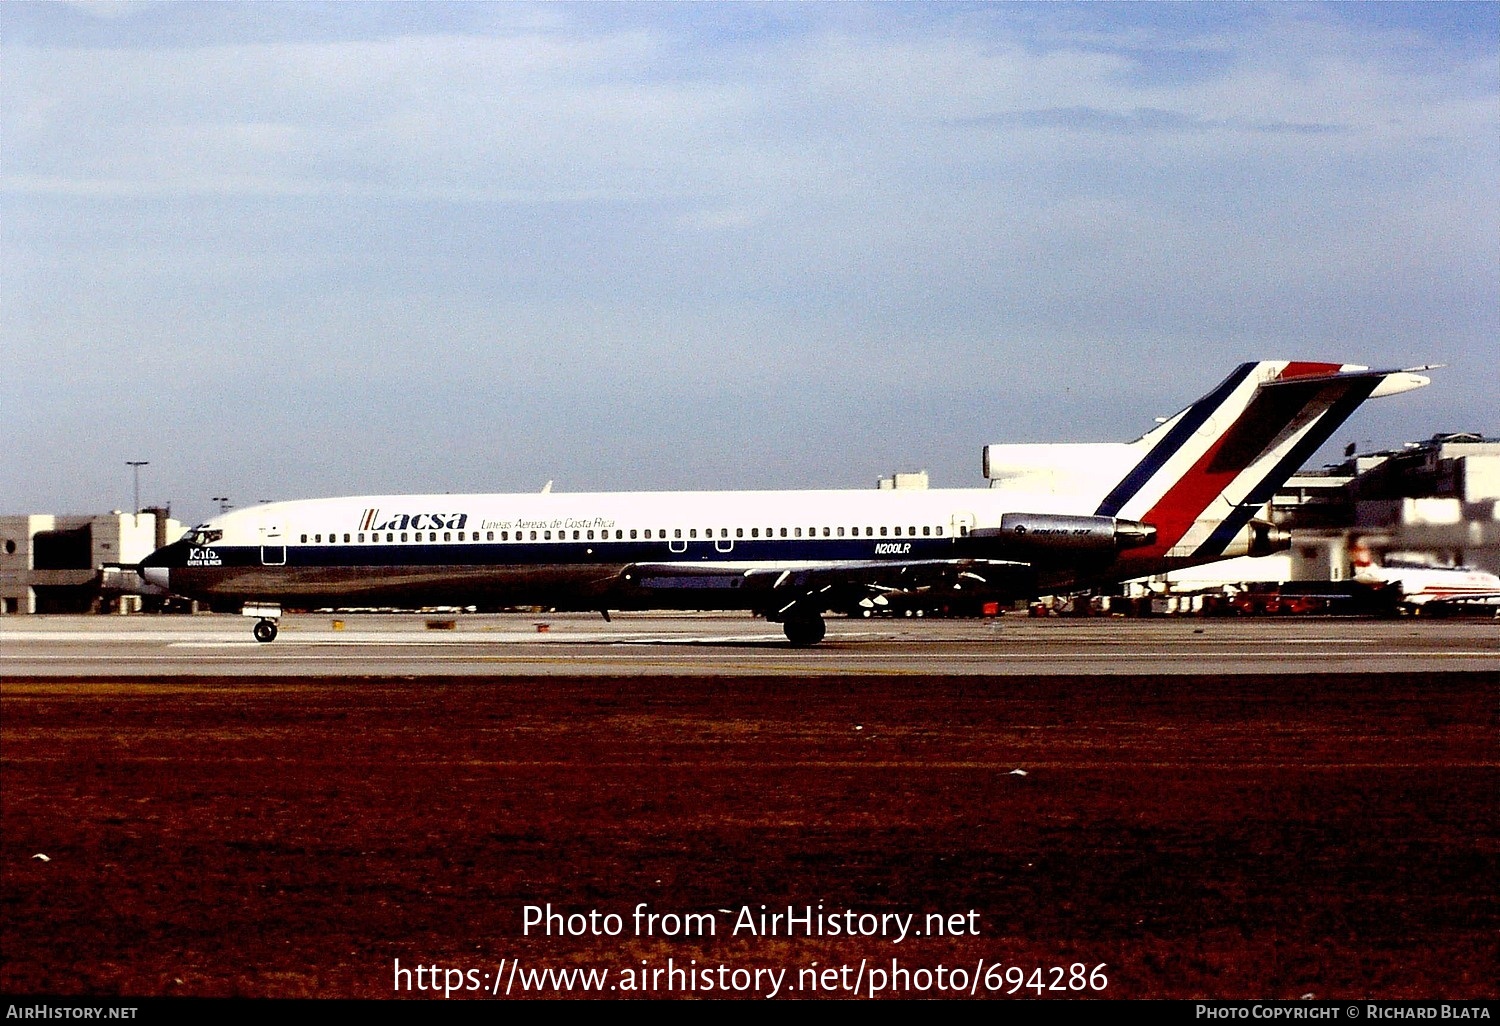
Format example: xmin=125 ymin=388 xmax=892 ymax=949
xmin=2 ymin=3 xmax=1495 ymax=518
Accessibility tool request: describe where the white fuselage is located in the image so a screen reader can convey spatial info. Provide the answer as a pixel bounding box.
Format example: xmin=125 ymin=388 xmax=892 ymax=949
xmin=1355 ymin=565 xmax=1500 ymax=605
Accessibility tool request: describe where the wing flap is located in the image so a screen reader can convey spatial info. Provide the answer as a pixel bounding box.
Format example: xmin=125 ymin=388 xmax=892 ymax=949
xmin=620 ymin=558 xmax=1032 ymax=612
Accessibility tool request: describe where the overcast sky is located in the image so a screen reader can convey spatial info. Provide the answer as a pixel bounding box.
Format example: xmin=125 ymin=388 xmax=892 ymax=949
xmin=3 ymin=2 xmax=1496 ymax=525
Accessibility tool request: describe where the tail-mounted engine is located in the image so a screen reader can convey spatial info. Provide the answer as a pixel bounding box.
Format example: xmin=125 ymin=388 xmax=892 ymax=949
xmin=1245 ymin=520 xmax=1291 ymax=557
xmin=972 ymin=513 xmax=1157 ymax=556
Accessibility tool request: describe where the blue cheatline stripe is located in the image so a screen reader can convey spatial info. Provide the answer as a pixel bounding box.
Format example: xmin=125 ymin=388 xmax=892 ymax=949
xmin=1094 ymin=362 xmax=1258 ymax=518
xmin=1190 ymin=377 xmax=1380 ymax=558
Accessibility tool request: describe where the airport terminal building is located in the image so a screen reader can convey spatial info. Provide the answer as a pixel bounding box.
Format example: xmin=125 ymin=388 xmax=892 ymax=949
xmin=0 ymin=510 xmax=182 ymax=614
xmin=1149 ymin=432 xmax=1500 ymax=594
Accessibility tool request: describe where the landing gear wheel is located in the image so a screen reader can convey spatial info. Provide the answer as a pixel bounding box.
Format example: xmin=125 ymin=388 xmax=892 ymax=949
xmin=253 ymin=619 xmax=279 ymax=643
xmin=783 ymin=615 xmax=826 ymax=648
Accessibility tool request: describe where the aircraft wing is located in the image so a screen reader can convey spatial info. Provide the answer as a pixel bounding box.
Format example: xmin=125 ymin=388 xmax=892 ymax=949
xmin=620 ymin=558 xmax=1032 ymax=617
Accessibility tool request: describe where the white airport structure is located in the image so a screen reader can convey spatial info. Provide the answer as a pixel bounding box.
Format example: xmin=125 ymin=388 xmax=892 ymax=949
xmin=1 ymin=510 xmax=182 ymax=614
xmin=1141 ymin=433 xmax=1500 ymax=602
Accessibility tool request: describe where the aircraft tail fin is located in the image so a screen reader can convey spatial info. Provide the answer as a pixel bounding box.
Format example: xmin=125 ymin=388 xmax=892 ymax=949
xmin=1092 ymin=361 xmax=1429 ymax=560
xmin=1349 ymin=536 xmax=1376 ymax=570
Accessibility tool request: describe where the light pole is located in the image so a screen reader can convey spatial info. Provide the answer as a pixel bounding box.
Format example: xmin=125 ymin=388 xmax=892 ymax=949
xmin=126 ymin=461 xmax=149 ymax=520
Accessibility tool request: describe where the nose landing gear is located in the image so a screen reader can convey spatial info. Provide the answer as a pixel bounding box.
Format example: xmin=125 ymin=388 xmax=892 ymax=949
xmin=242 ymin=603 xmax=283 ymax=643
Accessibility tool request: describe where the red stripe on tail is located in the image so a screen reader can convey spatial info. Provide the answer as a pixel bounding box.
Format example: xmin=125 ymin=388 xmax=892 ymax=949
xmin=1276 ymin=361 xmax=1344 ymax=381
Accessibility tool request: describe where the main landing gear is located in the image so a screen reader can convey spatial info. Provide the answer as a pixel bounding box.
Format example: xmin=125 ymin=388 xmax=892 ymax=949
xmin=781 ymin=613 xmax=826 ymax=648
xmin=252 ymin=619 xmax=278 ymax=643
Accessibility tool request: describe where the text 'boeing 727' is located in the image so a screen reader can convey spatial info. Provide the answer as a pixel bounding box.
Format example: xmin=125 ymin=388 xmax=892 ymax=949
xmin=140 ymin=361 xmax=1431 ymax=645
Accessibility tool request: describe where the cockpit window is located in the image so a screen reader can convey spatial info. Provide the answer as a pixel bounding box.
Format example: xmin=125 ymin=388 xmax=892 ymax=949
xmin=184 ymin=526 xmax=223 ymax=546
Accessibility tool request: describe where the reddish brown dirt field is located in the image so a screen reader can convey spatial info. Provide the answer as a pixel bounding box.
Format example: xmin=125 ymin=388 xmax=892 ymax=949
xmin=2 ymin=673 xmax=1495 ymax=1000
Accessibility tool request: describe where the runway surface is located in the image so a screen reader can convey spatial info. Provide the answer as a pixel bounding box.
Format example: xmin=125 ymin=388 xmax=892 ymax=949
xmin=3 ymin=611 xmax=1498 ymax=675
xmin=2 ymin=614 xmax=1496 ymax=1000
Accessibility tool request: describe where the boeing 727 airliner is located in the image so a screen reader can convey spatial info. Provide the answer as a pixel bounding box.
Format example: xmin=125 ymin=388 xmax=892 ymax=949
xmin=139 ymin=361 xmax=1431 ymax=645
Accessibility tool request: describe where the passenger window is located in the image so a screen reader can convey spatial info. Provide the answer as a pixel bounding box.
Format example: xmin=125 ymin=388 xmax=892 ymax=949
xmin=644 ymin=529 xmax=651 ymax=539
xmin=573 ymin=530 xmax=580 ymax=540
xmin=721 ymin=528 xmax=729 ymax=538
xmin=357 ymin=533 xmax=364 ymax=543
xmin=837 ymin=527 xmax=845 ymax=537
xmin=794 ymin=527 xmax=802 ymax=538
xmin=401 ymin=533 xmax=408 ymax=542
xmin=315 ymin=534 xmax=322 ymax=543
xmin=937 ymin=526 xmax=944 ymax=536
xmin=735 ymin=528 xmax=743 ymax=539
xmin=587 ymin=530 xmax=594 ymax=540
xmin=880 ymin=527 xmax=887 ymax=537
xmin=751 ymin=528 xmax=759 ymax=538
xmin=822 ymin=527 xmax=830 ymax=537
xmin=300 ymin=534 xmax=308 ymax=543
xmin=530 ymin=531 xmax=537 ymax=540
xmin=429 ymin=532 xmax=437 ymax=542
xmin=675 ymin=529 xmax=682 ymax=539
xmin=489 ymin=531 xmax=496 ymax=541
xmin=616 ymin=530 xmax=624 ymax=540
xmin=780 ymin=528 xmax=787 ymax=538
xmin=690 ymin=529 xmax=697 ymax=539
